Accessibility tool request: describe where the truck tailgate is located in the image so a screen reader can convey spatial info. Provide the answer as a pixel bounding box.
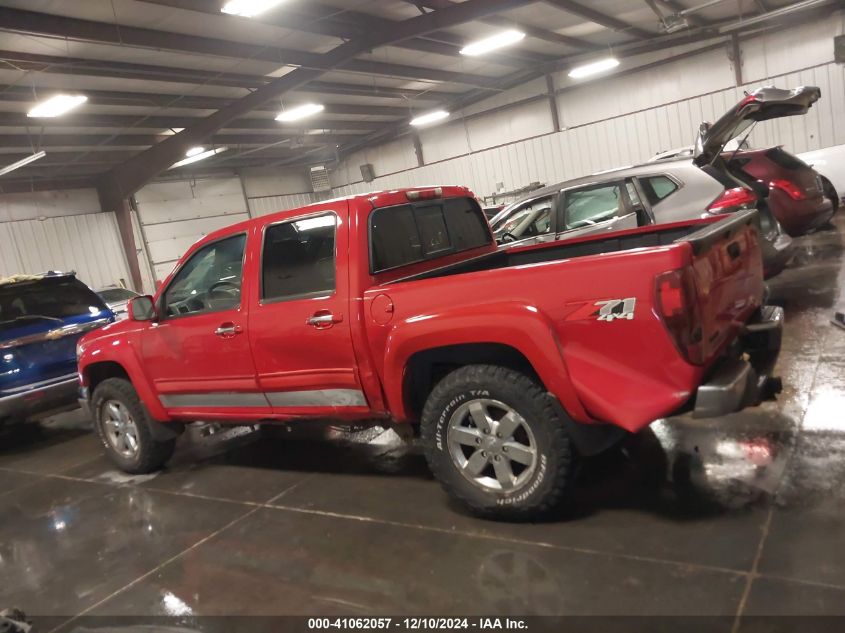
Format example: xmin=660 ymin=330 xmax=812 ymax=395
xmin=674 ymin=210 xmax=764 ymax=365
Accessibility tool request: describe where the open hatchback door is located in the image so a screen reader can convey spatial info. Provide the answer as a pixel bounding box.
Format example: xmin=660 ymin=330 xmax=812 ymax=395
xmin=694 ymin=86 xmax=821 ymax=166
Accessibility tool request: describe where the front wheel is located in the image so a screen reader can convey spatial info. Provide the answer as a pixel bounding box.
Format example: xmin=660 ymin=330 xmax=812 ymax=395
xmin=91 ymin=378 xmax=176 ymax=474
xmin=421 ymin=365 xmax=574 ymax=520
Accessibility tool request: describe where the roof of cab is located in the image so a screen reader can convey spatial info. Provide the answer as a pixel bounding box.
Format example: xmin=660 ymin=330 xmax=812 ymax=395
xmin=196 ymin=185 xmax=476 ymax=247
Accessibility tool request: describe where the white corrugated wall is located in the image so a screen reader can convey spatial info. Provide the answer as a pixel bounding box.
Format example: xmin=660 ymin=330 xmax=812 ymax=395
xmin=330 ymin=14 xmax=845 ymax=200
xmin=0 ymin=189 xmax=131 ymax=290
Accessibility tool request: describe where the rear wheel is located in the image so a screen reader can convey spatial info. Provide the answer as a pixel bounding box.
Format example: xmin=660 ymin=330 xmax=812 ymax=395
xmin=92 ymin=378 xmax=176 ymax=474
xmin=421 ymin=365 xmax=574 ymax=520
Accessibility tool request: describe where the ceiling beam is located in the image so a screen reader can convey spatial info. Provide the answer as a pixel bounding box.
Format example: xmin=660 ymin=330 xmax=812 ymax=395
xmin=100 ymin=0 xmax=536 ymax=196
xmin=0 ymin=112 xmax=385 ymax=132
xmin=0 ymin=84 xmax=414 ymax=117
xmin=542 ymin=0 xmax=654 ymax=39
xmin=0 ymin=50 xmax=457 ymax=103
xmin=0 ymin=7 xmax=506 ymax=89
xmin=139 ymin=0 xmax=555 ymax=68
xmin=407 ymin=0 xmax=597 ymax=50
xmin=0 ymin=133 xmax=362 ymax=148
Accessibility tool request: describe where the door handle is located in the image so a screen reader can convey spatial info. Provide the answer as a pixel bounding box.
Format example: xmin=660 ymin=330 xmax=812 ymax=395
xmin=307 ymin=311 xmax=343 ymax=329
xmin=214 ymin=323 xmax=243 ymax=338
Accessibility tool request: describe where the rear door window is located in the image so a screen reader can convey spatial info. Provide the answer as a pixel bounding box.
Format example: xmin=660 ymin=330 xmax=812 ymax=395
xmin=370 ymin=197 xmax=490 ymax=273
xmin=262 ymin=213 xmax=337 ymax=302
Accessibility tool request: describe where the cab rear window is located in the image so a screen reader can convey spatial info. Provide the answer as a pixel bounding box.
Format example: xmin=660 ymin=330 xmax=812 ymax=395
xmin=369 ymin=197 xmax=490 ymax=274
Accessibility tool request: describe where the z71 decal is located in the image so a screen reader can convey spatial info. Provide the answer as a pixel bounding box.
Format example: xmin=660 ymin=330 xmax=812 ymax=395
xmin=593 ymin=298 xmax=636 ymax=322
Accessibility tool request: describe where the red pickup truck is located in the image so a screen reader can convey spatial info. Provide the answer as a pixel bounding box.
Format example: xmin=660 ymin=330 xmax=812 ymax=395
xmin=77 ymin=186 xmax=782 ymax=519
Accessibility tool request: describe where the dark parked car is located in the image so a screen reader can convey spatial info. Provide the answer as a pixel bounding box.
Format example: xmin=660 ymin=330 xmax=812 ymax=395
xmin=0 ymin=272 xmax=114 ymax=427
xmin=735 ymin=146 xmax=836 ymax=236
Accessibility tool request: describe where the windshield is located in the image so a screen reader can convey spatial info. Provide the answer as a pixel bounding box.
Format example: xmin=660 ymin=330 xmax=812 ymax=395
xmin=492 ymin=197 xmax=553 ymax=241
xmin=98 ymin=287 xmax=138 ymax=303
xmin=0 ymin=277 xmax=107 ymax=332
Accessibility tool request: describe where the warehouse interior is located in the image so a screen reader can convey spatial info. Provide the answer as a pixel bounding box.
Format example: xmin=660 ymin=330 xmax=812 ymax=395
xmin=1 ymin=0 xmax=845 ymax=628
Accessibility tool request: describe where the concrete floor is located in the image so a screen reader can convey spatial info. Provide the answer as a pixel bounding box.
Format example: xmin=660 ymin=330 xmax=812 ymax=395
xmin=2 ymin=216 xmax=845 ymax=630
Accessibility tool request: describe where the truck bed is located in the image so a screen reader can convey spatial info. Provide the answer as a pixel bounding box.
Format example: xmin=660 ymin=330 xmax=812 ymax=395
xmin=396 ymin=218 xmax=718 ymax=283
xmin=366 ymin=212 xmax=763 ymax=431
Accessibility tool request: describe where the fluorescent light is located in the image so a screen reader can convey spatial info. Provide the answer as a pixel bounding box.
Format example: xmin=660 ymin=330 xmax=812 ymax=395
xmin=27 ymin=94 xmax=88 ymax=118
xmin=275 ymin=103 xmax=325 ymax=122
xmin=185 ymin=146 xmax=205 ymax=157
xmin=0 ymin=151 xmax=46 ymax=177
xmin=221 ymin=0 xmax=286 ymax=17
xmin=169 ymin=147 xmax=227 ymax=169
xmin=460 ymin=30 xmax=525 ymax=56
xmin=410 ymin=110 xmax=450 ymax=127
xmin=163 ymin=127 xmax=185 ymax=136
xmin=568 ymin=57 xmax=620 ymax=79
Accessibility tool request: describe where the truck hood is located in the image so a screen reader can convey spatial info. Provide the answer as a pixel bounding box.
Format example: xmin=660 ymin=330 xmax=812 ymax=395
xmin=694 ymin=86 xmax=821 ymax=166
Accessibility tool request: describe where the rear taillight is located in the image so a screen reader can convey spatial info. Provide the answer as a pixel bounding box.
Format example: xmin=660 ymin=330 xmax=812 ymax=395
xmin=655 ymin=269 xmax=704 ymax=365
xmin=769 ymin=179 xmax=807 ymax=201
xmin=706 ymin=187 xmax=758 ymax=214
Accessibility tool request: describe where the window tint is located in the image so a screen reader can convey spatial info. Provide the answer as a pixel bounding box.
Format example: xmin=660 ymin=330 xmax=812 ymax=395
xmin=443 ymin=198 xmax=489 ymax=250
xmin=0 ymin=277 xmax=107 ymax=331
xmin=415 ymin=204 xmax=451 ymax=256
xmin=640 ymin=176 xmax=678 ymax=205
xmin=765 ymin=147 xmax=809 ymax=170
xmin=563 ymin=184 xmax=623 ymax=230
xmin=370 ymin=197 xmax=490 ymax=273
xmin=262 ymin=214 xmax=336 ymax=301
xmin=371 ymin=205 xmax=422 ymax=272
xmin=164 ymin=234 xmax=245 ymax=317
xmin=492 ymin=196 xmax=554 ymax=241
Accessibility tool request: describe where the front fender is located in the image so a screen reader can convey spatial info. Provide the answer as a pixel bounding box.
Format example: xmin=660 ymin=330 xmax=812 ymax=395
xmin=381 ymin=302 xmax=590 ymax=423
xmin=79 ymin=334 xmax=169 ymax=421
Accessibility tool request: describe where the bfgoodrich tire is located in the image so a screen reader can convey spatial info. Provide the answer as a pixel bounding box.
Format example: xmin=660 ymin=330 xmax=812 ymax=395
xmin=421 ymin=365 xmax=574 ymax=520
xmin=91 ymin=378 xmax=176 ymax=474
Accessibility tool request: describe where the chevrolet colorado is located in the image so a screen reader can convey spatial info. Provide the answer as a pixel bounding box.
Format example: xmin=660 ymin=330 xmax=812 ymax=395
xmin=77 ymin=187 xmax=782 ymax=518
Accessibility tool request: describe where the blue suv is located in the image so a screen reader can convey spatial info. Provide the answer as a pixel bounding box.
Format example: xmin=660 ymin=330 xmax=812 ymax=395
xmin=0 ymin=272 xmax=115 ymax=427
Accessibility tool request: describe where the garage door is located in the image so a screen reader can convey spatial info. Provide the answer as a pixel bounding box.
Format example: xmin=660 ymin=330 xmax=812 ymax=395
xmin=134 ymin=177 xmax=250 ymax=283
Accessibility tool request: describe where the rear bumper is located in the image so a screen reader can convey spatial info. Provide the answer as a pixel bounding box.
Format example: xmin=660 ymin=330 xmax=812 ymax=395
xmin=0 ymin=373 xmax=79 ymax=422
xmin=693 ymin=305 xmax=784 ymax=418
xmin=761 ymin=232 xmax=795 ymax=279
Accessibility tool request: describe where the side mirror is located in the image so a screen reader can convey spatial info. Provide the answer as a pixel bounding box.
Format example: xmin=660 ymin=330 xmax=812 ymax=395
xmin=128 ymin=295 xmax=156 ymax=322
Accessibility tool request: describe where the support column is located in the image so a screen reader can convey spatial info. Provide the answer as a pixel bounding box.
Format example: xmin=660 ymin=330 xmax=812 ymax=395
xmin=729 ymin=34 xmax=743 ymax=87
xmin=98 ymin=184 xmax=144 ymax=292
xmin=411 ymin=131 xmax=425 ymax=167
xmin=546 ymin=74 xmax=562 ymax=133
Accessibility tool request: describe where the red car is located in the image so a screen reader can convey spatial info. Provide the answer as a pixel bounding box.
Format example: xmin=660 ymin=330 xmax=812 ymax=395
xmin=77 ymin=187 xmax=782 ymax=519
xmin=735 ymin=146 xmax=836 ymax=237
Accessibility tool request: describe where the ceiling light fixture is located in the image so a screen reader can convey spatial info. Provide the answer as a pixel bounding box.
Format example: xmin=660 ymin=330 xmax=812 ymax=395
xmin=568 ymin=57 xmax=620 ymax=79
xmin=0 ymin=151 xmax=46 ymax=177
xmin=410 ymin=110 xmax=450 ymax=127
xmin=185 ymin=146 xmax=206 ymax=157
xmin=169 ymin=147 xmax=227 ymax=169
xmin=275 ymin=103 xmax=325 ymax=122
xmin=221 ymin=0 xmax=287 ymax=18
xmin=27 ymin=94 xmax=88 ymax=118
xmin=460 ymin=30 xmax=525 ymax=56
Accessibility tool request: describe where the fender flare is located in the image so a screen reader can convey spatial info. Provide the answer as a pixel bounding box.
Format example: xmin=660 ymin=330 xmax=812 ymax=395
xmin=80 ymin=338 xmax=169 ymax=421
xmin=381 ymin=301 xmax=590 ymax=424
